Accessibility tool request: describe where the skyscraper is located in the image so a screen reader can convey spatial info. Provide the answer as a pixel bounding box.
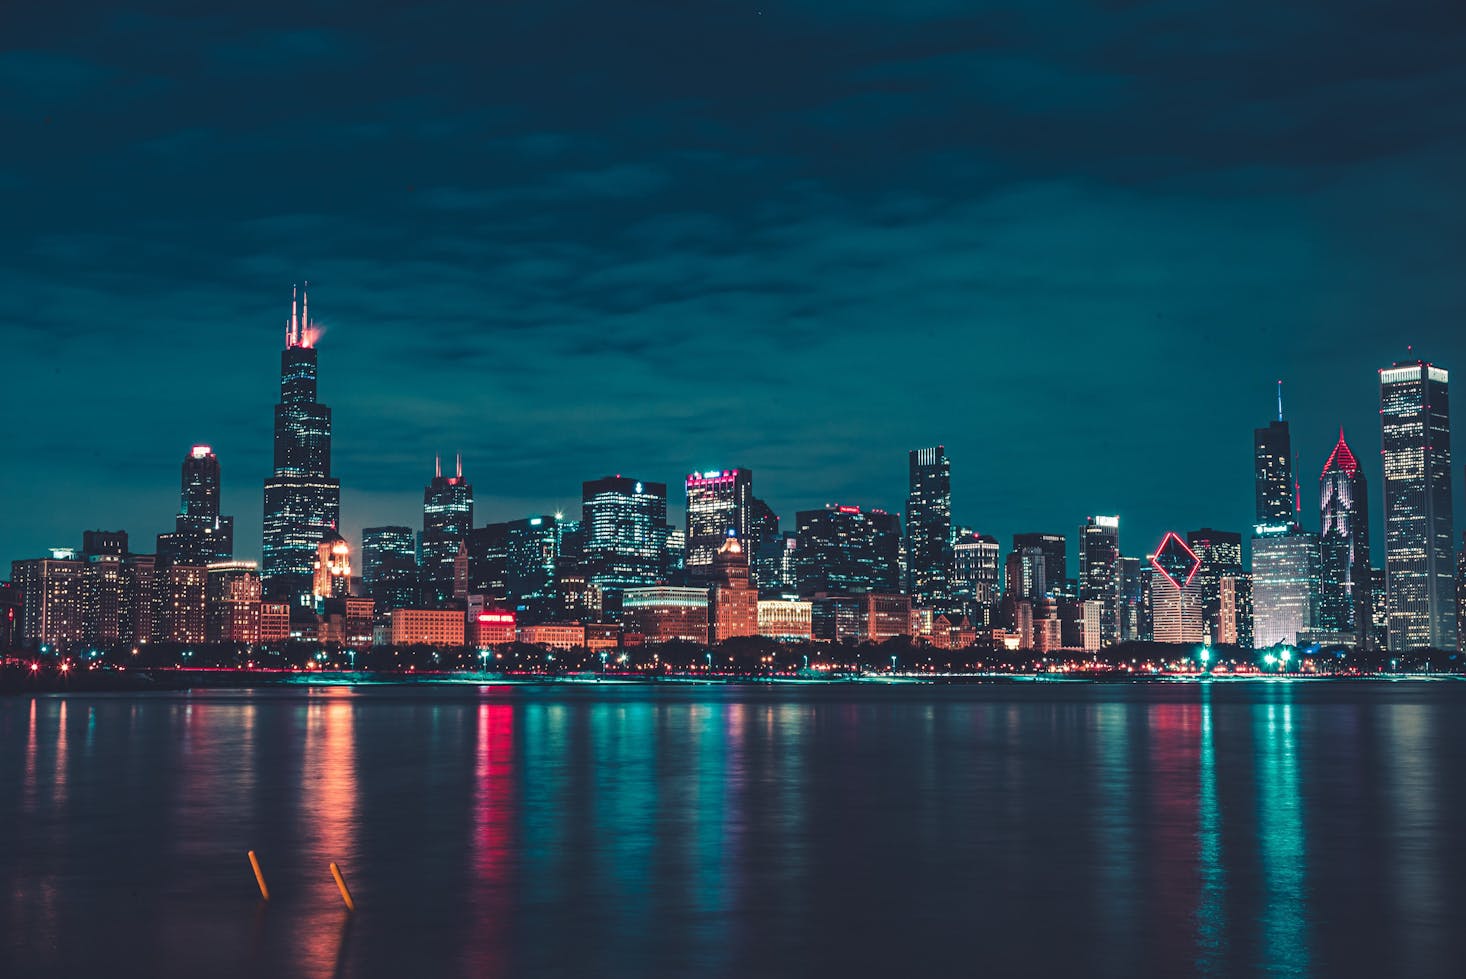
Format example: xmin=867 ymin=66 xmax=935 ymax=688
xmin=794 ymin=505 xmax=901 ymax=597
xmin=1254 ymin=387 xmax=1295 ymax=524
xmin=1188 ymin=528 xmax=1246 ymax=646
xmin=709 ymin=535 xmax=758 ymax=642
xmin=582 ymin=475 xmax=668 ymax=596
xmin=685 ymin=468 xmax=753 ymax=580
xmin=1149 ymin=532 xmax=1204 ymax=644
xmin=262 ymin=286 xmax=341 ymax=606
xmin=949 ymin=532 xmax=1000 ymax=620
xmin=1079 ymin=516 xmax=1119 ymax=645
xmin=905 ymin=446 xmax=952 ymax=607
xmin=1012 ymin=533 xmax=1067 ymax=597
xmin=1318 ymin=429 xmax=1374 ymax=643
xmin=362 ymin=526 xmax=418 ymax=612
xmin=156 ymin=445 xmax=234 ymax=566
xmin=1251 ymin=524 xmax=1320 ymax=648
xmin=421 ymin=455 xmax=473 ymax=606
xmin=1380 ymin=360 xmax=1455 ymax=651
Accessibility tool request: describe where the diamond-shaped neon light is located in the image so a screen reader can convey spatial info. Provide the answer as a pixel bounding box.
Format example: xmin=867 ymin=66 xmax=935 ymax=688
xmin=1151 ymin=532 xmax=1201 ymax=590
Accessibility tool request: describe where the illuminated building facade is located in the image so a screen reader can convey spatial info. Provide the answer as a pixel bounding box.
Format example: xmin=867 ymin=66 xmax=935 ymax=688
xmin=1254 ymin=416 xmax=1296 ymax=524
xmin=518 ymin=622 xmax=586 ymax=650
xmin=1079 ymin=516 xmax=1120 ymax=645
xmin=362 ymin=526 xmax=417 ymax=612
xmin=156 ymin=445 xmax=234 ymax=566
xmin=1318 ymin=429 xmax=1374 ymax=644
xmin=621 ymin=586 xmax=709 ymax=643
xmin=949 ymin=532 xmax=1000 ymax=621
xmin=757 ymin=599 xmax=813 ymax=641
xmin=153 ymin=564 xmax=207 ymax=645
xmin=1251 ymin=524 xmax=1319 ymax=647
xmin=1149 ymin=532 xmax=1204 ymax=644
xmin=206 ymin=561 xmax=261 ymax=643
xmin=263 ymin=287 xmax=341 ymax=606
xmin=582 ymin=476 xmax=668 ymax=595
xmin=1380 ymin=361 xmax=1455 ymax=650
xmin=313 ymin=532 xmax=352 ymax=602
xmin=421 ymin=456 xmax=473 ymax=606
xmin=810 ymin=593 xmax=912 ymax=643
xmin=755 ymin=532 xmax=799 ymax=598
xmin=685 ymin=468 xmax=753 ymax=579
xmin=10 ymin=557 xmax=85 ymax=650
xmin=473 ymin=609 xmax=516 ymax=647
xmin=0 ymin=582 xmax=21 ymax=650
xmin=709 ymin=536 xmax=758 ymax=642
xmin=390 ymin=608 xmax=466 ymax=646
xmin=905 ymin=446 xmax=951 ymax=607
xmin=794 ymin=505 xmax=901 ymax=597
xmin=1188 ymin=528 xmax=1248 ymax=647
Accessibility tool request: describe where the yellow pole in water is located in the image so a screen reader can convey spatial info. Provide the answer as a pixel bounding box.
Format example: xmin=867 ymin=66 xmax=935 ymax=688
xmin=330 ymin=862 xmax=355 ymax=912
xmin=248 ymin=850 xmax=270 ymax=901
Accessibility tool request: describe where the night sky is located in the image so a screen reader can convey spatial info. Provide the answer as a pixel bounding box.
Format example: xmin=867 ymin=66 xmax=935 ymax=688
xmin=4 ymin=1 xmax=1465 ymax=571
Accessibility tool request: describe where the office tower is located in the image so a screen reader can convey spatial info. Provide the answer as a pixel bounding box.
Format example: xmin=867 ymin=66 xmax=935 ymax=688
xmin=755 ymin=532 xmax=800 ymax=598
xmin=467 ymin=522 xmax=510 ymax=603
xmin=10 ymin=557 xmax=85 ymax=650
xmin=748 ymin=498 xmax=779 ymax=575
xmin=1149 ymin=532 xmax=1204 ymax=644
xmin=313 ymin=532 xmax=352 ymax=601
xmin=1369 ymin=567 xmax=1389 ymax=648
xmin=905 ymin=446 xmax=952 ymax=607
xmin=582 ymin=475 xmax=668 ymax=596
xmin=421 ymin=455 xmax=473 ymax=606
xmin=262 ymin=286 xmax=341 ymax=606
xmin=493 ymin=514 xmax=567 ymax=624
xmin=709 ymin=535 xmax=759 ymax=642
xmin=794 ymin=505 xmax=901 ymax=597
xmin=1079 ymin=516 xmax=1120 ymax=645
xmin=950 ymin=532 xmax=1000 ymax=618
xmin=685 ymin=468 xmax=753 ymax=579
xmin=1318 ymin=429 xmax=1374 ymax=643
xmin=663 ymin=526 xmax=686 ymax=580
xmin=1116 ymin=555 xmax=1143 ymax=641
xmin=1012 ymin=533 xmax=1066 ymax=597
xmin=362 ymin=526 xmax=418 ymax=613
xmin=620 ymin=586 xmax=710 ymax=644
xmin=1380 ymin=361 xmax=1455 ymax=650
xmin=1188 ymin=529 xmax=1245 ymax=646
xmin=1255 ymin=385 xmax=1295 ymax=524
xmin=1251 ymin=525 xmax=1320 ymax=647
xmin=1005 ymin=546 xmax=1048 ymax=603
xmin=156 ymin=445 xmax=234 ymax=566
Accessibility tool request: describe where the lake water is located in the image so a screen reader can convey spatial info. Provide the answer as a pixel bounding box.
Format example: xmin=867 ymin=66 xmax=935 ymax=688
xmin=3 ymin=680 xmax=1464 ymax=977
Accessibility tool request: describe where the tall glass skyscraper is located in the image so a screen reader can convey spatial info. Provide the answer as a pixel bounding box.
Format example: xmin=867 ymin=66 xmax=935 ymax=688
xmin=1254 ymin=414 xmax=1295 ymax=524
xmin=262 ymin=286 xmax=341 ymax=605
xmin=684 ymin=468 xmax=753 ymax=579
xmin=1251 ymin=525 xmax=1320 ymax=647
xmin=156 ymin=444 xmax=233 ymax=566
xmin=1187 ymin=528 xmax=1249 ymax=647
xmin=794 ymin=505 xmax=901 ymax=597
xmin=1079 ymin=516 xmax=1119 ymax=645
xmin=421 ymin=456 xmax=473 ymax=606
xmin=361 ymin=526 xmax=418 ymax=612
xmin=905 ymin=446 xmax=951 ymax=607
xmin=582 ymin=475 xmax=668 ymax=595
xmin=1318 ymin=429 xmax=1373 ymax=643
xmin=1012 ymin=533 xmax=1067 ymax=597
xmin=1380 ymin=361 xmax=1455 ymax=651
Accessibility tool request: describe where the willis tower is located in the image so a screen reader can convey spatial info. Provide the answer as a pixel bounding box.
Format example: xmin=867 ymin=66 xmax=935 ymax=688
xmin=262 ymin=285 xmax=341 ymax=605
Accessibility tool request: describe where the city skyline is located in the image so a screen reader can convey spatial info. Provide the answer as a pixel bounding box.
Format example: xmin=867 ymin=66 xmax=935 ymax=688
xmin=6 ymin=4 xmax=1466 ymax=577
xmin=0 ymin=304 xmax=1457 ymax=579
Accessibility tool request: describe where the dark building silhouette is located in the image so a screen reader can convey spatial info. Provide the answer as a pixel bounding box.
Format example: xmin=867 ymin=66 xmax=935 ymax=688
xmin=262 ymin=286 xmax=341 ymax=606
xmin=362 ymin=526 xmax=418 ymax=613
xmin=1012 ymin=533 xmax=1067 ymax=598
xmin=794 ymin=505 xmax=901 ymax=597
xmin=157 ymin=445 xmax=233 ymax=566
xmin=1254 ymin=390 xmax=1296 ymax=525
xmin=1188 ymin=528 xmax=1250 ymax=647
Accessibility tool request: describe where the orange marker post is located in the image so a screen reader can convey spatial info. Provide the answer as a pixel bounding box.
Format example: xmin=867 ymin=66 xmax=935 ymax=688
xmin=248 ymin=850 xmax=270 ymax=901
xmin=329 ymin=862 xmax=355 ymax=912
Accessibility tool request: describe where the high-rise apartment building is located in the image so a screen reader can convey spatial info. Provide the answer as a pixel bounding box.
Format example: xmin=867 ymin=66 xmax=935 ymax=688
xmin=1318 ymin=430 xmax=1374 ymax=643
xmin=421 ymin=456 xmax=473 ymax=606
xmin=262 ymin=286 xmax=341 ymax=606
xmin=1380 ymin=360 xmax=1455 ymax=650
xmin=905 ymin=446 xmax=952 ymax=607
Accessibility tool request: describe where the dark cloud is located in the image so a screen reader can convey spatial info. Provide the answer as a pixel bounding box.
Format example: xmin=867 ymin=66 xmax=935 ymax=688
xmin=2 ymin=0 xmax=1465 ymax=568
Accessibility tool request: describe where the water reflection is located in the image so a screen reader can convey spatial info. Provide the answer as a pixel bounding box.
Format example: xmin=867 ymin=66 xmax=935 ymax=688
xmin=1256 ymin=687 xmax=1310 ymax=975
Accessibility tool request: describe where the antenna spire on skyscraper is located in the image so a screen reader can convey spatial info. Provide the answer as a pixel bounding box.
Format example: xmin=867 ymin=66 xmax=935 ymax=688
xmin=456 ymin=453 xmax=462 ymax=479
xmin=1277 ymin=379 xmax=1284 ymax=421
xmin=435 ymin=454 xmax=442 ymax=479
xmin=291 ymin=283 xmax=299 ymax=347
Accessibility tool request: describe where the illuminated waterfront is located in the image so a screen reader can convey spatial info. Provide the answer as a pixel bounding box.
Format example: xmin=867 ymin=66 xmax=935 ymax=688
xmin=3 ymin=683 xmax=1465 ymax=977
